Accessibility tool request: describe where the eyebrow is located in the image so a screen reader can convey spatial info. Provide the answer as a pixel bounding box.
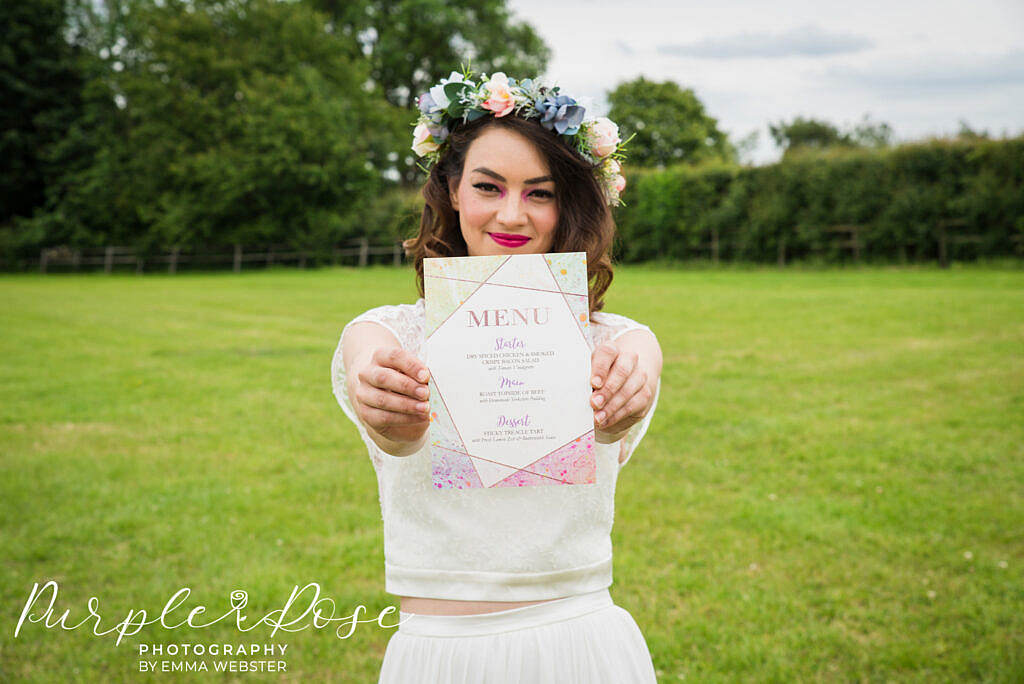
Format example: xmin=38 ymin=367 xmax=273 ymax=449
xmin=472 ymin=167 xmax=553 ymax=185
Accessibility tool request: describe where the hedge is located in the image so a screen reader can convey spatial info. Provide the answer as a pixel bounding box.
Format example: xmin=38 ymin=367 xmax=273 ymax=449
xmin=611 ymin=136 xmax=1024 ymax=264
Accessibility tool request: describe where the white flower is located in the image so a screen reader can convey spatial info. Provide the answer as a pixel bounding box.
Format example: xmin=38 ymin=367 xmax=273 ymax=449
xmin=429 ymin=70 xmax=466 ymax=111
xmin=411 ymin=122 xmax=439 ymax=156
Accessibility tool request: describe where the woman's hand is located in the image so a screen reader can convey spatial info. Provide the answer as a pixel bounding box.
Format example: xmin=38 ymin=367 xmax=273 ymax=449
xmin=351 ymin=347 xmax=432 ymax=445
xmin=589 ymin=342 xmax=654 ymax=437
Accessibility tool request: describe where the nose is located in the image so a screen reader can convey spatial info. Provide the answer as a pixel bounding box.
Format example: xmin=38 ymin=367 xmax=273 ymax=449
xmin=496 ymin=192 xmax=528 ymax=228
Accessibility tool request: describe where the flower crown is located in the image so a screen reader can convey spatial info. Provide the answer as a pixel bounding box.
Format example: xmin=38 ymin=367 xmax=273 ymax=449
xmin=411 ymin=68 xmax=632 ymax=206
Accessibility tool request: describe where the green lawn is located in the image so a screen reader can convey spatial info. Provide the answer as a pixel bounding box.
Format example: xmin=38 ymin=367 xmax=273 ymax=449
xmin=2 ymin=264 xmax=1022 ymax=682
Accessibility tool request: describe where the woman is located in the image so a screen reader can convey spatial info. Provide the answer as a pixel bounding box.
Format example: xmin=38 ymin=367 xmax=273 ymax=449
xmin=331 ymin=70 xmax=663 ymax=683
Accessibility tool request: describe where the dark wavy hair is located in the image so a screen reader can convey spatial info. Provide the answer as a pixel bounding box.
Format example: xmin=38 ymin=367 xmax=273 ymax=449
xmin=403 ymin=114 xmax=616 ymax=318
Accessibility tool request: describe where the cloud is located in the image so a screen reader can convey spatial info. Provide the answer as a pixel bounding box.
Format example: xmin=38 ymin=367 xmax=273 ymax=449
xmin=823 ymin=50 xmax=1024 ymax=95
xmin=614 ymin=40 xmax=635 ymax=56
xmin=658 ymin=23 xmax=873 ymax=59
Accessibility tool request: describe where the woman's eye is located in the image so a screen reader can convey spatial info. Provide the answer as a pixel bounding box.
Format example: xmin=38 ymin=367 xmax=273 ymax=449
xmin=530 ymin=190 xmax=555 ymax=199
xmin=473 ymin=182 xmax=500 ymax=193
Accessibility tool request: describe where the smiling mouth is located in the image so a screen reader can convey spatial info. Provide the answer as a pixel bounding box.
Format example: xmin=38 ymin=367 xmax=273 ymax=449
xmin=488 ymin=232 xmax=531 ymax=247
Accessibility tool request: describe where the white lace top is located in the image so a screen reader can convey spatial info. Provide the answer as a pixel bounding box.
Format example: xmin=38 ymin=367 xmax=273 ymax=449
xmin=330 ymin=297 xmax=661 ymax=601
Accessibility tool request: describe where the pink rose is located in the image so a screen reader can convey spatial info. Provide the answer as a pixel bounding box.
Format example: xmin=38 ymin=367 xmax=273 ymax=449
xmin=481 ymin=72 xmax=515 ymax=118
xmin=411 ymin=122 xmax=439 ymax=156
xmin=606 ymin=159 xmax=625 ymax=192
xmin=588 ymin=117 xmax=620 ymax=157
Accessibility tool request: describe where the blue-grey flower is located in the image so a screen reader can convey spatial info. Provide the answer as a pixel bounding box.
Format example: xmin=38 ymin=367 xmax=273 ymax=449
xmin=417 ymin=91 xmax=436 ymax=115
xmin=417 ymin=91 xmax=446 ymax=125
xmin=535 ymin=93 xmax=585 ymax=135
xmin=427 ymin=123 xmax=449 ymax=143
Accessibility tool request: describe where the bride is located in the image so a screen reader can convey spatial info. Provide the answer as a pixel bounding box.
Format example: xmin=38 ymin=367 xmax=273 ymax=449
xmin=331 ymin=69 xmax=662 ymax=683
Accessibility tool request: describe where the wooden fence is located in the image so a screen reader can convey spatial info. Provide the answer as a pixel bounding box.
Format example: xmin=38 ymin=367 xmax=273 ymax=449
xmin=678 ymin=220 xmax=1010 ymax=268
xmin=38 ymin=238 xmax=405 ymax=274
xmin=34 ymin=221 xmax=1019 ymax=273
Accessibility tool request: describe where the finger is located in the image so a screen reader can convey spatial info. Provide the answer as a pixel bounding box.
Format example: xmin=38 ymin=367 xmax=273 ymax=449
xmin=360 ymin=364 xmax=430 ymax=401
xmin=375 ymin=347 xmax=431 ymax=385
xmin=592 ymin=350 xmax=637 ymax=411
xmin=355 ymin=383 xmax=431 ymax=418
xmin=596 ymin=368 xmax=647 ymax=427
xmin=597 ymin=381 xmax=651 ymax=433
xmin=363 ymin=406 xmax=431 ymax=432
xmin=590 ymin=343 xmax=618 ymax=389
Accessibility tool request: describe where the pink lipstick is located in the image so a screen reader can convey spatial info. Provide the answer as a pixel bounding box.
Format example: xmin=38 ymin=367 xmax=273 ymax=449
xmin=488 ymin=232 xmax=531 ymax=247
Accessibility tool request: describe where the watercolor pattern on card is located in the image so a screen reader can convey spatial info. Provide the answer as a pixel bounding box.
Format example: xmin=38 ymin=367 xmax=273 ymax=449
xmin=424 ymin=252 xmax=596 ymax=489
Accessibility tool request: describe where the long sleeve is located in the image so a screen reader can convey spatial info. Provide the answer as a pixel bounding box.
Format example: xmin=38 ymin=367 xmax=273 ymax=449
xmin=330 ymin=301 xmax=424 ymax=469
xmin=590 ymin=311 xmax=661 ymax=470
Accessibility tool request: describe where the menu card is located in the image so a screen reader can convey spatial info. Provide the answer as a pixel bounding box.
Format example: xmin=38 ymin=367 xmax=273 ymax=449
xmin=424 ymin=252 xmax=596 ymax=489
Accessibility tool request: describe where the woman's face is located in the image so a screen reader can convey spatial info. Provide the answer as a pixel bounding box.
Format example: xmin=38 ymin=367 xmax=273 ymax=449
xmin=448 ymin=126 xmax=559 ymax=256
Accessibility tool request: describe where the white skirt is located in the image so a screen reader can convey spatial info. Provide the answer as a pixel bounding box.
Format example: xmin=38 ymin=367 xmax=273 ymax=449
xmin=378 ymin=588 xmax=657 ymax=683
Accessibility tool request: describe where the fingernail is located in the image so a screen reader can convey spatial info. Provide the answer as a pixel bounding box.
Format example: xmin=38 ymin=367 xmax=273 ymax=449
xmin=592 ymin=394 xmax=605 ymax=408
xmin=595 ymin=411 xmax=606 ymax=423
xmin=418 ymin=402 xmax=430 ymax=412
xmin=416 ymin=387 xmax=429 ymax=399
xmin=418 ymin=369 xmax=429 ymax=383
xmin=592 ymin=376 xmax=602 ymax=388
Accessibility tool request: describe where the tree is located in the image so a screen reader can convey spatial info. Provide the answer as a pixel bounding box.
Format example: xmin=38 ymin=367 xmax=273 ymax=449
xmin=306 ymin=0 xmax=550 ymax=109
xmin=26 ymin=0 xmax=403 ymax=250
xmin=955 ymin=119 xmax=991 ymax=141
xmin=770 ymin=113 xmax=894 ymax=157
xmin=0 ymin=0 xmax=86 ymax=225
xmin=848 ymin=113 xmax=893 ymax=148
xmin=607 ymin=77 xmax=736 ymax=168
xmin=769 ymin=116 xmax=848 ymax=154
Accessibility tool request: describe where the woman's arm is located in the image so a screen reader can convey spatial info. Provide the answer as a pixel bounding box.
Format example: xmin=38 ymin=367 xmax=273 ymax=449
xmin=342 ymin=321 xmax=432 ymax=457
xmin=591 ymin=328 xmax=663 ymax=448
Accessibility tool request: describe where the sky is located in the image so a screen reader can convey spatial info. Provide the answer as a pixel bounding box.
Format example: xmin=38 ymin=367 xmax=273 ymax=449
xmin=504 ymin=0 xmax=1024 ymax=164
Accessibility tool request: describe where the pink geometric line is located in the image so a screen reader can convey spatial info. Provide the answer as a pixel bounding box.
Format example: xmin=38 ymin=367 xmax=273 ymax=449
xmin=431 ymin=426 xmax=595 ymax=484
xmin=427 ymin=375 xmax=472 ymax=465
xmin=542 ymin=256 xmax=590 ymax=346
xmin=424 ymin=256 xmax=511 ymax=342
xmin=431 ymin=442 xmax=573 ymax=485
xmin=425 ymin=254 xmax=595 ymax=487
xmin=425 ymin=273 xmax=587 ymax=298
xmin=517 ymin=428 xmax=596 ymax=473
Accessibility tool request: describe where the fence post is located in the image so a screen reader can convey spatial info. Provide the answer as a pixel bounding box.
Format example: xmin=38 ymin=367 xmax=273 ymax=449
xmin=104 ymin=246 xmax=114 ymax=273
xmin=359 ymin=237 xmax=369 ymax=267
xmin=72 ymin=249 xmax=81 ymax=271
xmin=393 ymin=242 xmax=402 ymax=266
xmin=711 ymin=228 xmax=720 ymax=265
xmin=169 ymin=246 xmax=179 ymax=274
xmin=136 ymin=254 xmax=144 ymax=274
xmin=234 ymin=244 xmax=242 ymax=273
xmin=332 ymin=247 xmax=340 ymax=266
xmin=777 ymin=235 xmax=786 ymax=266
xmin=40 ymin=249 xmax=48 ymax=273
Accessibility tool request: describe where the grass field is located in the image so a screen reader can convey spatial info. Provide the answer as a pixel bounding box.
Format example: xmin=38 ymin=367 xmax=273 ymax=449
xmin=2 ymin=264 xmax=1022 ymax=682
